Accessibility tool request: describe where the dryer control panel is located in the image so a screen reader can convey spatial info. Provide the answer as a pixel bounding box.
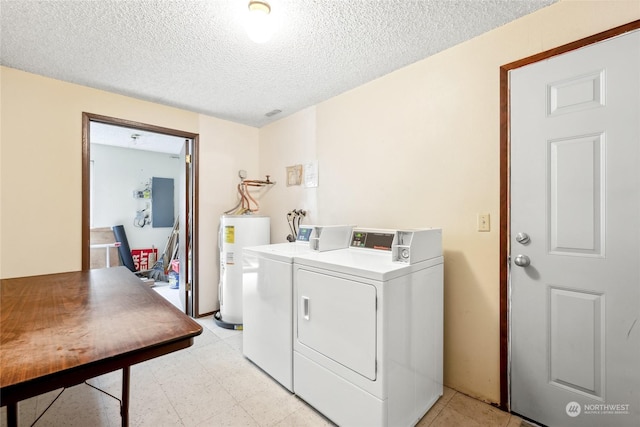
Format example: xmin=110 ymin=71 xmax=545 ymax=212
xmin=349 ymin=228 xmax=442 ymax=263
xmin=350 ymin=230 xmax=395 ymax=251
xmin=392 ymin=228 xmax=442 ymax=264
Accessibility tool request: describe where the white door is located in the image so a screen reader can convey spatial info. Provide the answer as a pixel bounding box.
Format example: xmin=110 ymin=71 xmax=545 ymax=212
xmin=179 ymin=138 xmax=193 ymax=315
xmin=510 ymin=30 xmax=640 ymax=427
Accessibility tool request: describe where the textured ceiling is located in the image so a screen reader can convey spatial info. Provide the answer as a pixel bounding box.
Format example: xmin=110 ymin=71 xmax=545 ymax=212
xmin=1 ymin=0 xmax=556 ymax=128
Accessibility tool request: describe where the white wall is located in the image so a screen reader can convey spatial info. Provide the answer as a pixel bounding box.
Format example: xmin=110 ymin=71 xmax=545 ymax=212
xmin=91 ymin=143 xmax=180 ymax=251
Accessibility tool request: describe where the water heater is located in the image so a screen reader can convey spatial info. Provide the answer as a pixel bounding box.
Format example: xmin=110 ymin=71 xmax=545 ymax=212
xmin=218 ymin=214 xmax=270 ymax=327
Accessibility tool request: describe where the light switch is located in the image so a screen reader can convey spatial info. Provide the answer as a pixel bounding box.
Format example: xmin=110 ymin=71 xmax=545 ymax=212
xmin=478 ymin=213 xmax=490 ymax=232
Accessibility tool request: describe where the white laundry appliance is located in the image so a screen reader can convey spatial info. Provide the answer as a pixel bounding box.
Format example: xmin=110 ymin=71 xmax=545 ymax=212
xmin=217 ymin=214 xmax=270 ymax=328
xmin=293 ymin=228 xmax=443 ymax=427
xmin=242 ymin=225 xmax=354 ymax=392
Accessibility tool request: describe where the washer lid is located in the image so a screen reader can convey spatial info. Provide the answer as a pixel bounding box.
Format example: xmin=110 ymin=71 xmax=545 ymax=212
xmin=244 ymin=242 xmax=312 ymax=262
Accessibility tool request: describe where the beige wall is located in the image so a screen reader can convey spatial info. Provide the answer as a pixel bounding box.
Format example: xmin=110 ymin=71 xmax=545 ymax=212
xmin=196 ymin=114 xmax=260 ymax=313
xmin=258 ymin=0 xmax=640 ymax=403
xmin=1 ymin=0 xmax=638 ymax=405
xmin=0 ymin=68 xmax=260 ymax=315
xmin=258 ymin=106 xmax=318 ymax=242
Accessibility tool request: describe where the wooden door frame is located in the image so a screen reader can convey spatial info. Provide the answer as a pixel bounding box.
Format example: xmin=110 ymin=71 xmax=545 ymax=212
xmin=81 ymin=112 xmax=201 ymax=316
xmin=499 ymin=19 xmax=640 ymax=410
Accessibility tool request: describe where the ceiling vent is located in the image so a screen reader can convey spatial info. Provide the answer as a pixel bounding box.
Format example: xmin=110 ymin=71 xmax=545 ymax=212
xmin=265 ymin=109 xmax=282 ymax=117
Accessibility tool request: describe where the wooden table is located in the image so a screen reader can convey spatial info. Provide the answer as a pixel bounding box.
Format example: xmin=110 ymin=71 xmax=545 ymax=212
xmin=0 ymin=267 xmax=202 ymax=426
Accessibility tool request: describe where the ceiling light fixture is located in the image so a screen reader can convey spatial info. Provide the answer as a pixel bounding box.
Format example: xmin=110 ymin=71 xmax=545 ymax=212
xmin=245 ymin=0 xmax=275 ymax=44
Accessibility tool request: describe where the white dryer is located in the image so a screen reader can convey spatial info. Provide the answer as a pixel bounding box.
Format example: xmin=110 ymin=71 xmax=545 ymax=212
xmin=242 ymin=225 xmax=353 ymax=392
xmin=293 ymin=228 xmax=444 ymax=427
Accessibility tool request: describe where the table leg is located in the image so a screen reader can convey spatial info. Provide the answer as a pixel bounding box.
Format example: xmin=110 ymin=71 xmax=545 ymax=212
xmin=6 ymin=402 xmax=17 ymax=427
xmin=121 ymin=366 xmax=130 ymax=427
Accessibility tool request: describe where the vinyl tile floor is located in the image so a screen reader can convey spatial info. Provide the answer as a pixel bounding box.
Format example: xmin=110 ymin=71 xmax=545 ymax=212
xmin=1 ymin=283 xmax=532 ymax=427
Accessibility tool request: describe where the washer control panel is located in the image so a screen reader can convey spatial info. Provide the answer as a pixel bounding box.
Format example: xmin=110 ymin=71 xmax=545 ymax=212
xmin=296 ymin=226 xmax=313 ymax=242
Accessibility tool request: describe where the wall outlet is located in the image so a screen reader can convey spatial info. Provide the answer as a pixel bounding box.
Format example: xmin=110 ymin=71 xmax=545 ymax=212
xmin=478 ymin=213 xmax=490 ymax=232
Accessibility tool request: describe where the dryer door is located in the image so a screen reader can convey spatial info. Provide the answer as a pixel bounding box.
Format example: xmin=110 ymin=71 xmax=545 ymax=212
xmin=296 ymin=269 xmax=377 ymax=380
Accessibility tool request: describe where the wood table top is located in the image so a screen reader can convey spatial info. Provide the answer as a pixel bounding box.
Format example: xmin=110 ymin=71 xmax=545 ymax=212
xmin=0 ymin=267 xmax=202 ymax=394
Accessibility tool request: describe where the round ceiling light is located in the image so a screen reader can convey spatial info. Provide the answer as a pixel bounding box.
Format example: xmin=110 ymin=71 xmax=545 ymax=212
xmin=245 ymin=0 xmax=275 ymax=43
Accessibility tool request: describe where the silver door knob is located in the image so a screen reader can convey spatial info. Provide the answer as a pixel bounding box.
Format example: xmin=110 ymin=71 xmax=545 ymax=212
xmin=514 ymin=254 xmax=530 ymax=267
xmin=515 ymin=232 xmax=530 ymax=245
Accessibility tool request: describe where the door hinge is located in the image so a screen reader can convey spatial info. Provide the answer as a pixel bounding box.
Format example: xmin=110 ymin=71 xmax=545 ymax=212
xmin=186 ymin=281 xmax=192 ymax=292
xmin=185 ymin=154 xmax=192 ymax=164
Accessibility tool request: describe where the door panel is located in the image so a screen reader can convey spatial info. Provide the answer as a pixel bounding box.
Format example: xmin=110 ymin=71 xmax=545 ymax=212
xmin=549 ymin=287 xmax=603 ymax=398
xmin=510 ymin=30 xmax=640 ymax=426
xmin=547 ymin=70 xmax=604 ymax=116
xmin=548 ymin=133 xmax=604 ymax=255
xmin=296 ymin=268 xmax=377 ymax=380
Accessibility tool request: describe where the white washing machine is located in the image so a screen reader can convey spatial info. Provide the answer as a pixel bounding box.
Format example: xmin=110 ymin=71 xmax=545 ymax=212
xmin=242 ymin=225 xmax=353 ymax=392
xmin=293 ymin=228 xmax=444 ymax=427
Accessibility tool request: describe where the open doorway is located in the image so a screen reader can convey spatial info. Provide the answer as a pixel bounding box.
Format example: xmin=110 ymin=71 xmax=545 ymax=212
xmin=81 ymin=113 xmax=201 ymax=317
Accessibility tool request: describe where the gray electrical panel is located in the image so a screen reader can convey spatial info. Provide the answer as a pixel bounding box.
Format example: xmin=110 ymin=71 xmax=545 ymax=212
xmin=151 ymin=177 xmax=174 ymax=227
